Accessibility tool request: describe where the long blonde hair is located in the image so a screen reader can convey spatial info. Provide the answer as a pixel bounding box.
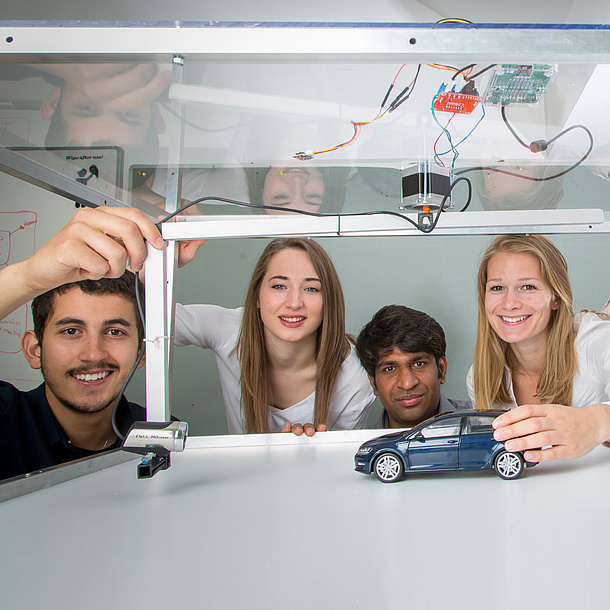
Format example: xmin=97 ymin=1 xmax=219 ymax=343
xmin=474 ymin=234 xmax=576 ymax=410
xmin=238 ymin=238 xmax=350 ymax=433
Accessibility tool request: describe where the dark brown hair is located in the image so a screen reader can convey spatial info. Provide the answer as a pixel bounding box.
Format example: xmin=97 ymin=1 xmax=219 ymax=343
xmin=31 ymin=271 xmax=144 ymax=345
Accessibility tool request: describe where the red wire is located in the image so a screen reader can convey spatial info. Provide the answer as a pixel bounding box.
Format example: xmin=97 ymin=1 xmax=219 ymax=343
xmin=433 ymin=113 xmax=456 ymax=167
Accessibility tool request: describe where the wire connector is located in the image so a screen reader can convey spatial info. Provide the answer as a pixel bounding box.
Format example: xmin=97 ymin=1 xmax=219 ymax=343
xmin=293 ymin=151 xmax=314 ymax=161
xmin=460 ymin=79 xmax=479 ymax=97
xmin=144 ymin=335 xmax=170 ymax=346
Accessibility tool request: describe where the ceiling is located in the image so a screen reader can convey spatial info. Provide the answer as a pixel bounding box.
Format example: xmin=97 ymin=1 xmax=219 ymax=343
xmin=417 ymin=0 xmax=610 ymax=24
xmin=1 ymin=0 xmax=609 ymax=24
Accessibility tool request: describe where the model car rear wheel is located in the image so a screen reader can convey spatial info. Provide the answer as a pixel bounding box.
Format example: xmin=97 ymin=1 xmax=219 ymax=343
xmin=373 ymin=453 xmax=404 ymax=483
xmin=494 ymin=450 xmax=524 ymax=480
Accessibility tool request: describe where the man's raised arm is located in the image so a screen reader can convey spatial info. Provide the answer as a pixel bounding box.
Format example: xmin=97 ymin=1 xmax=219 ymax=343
xmin=0 ymin=207 xmax=164 ymax=320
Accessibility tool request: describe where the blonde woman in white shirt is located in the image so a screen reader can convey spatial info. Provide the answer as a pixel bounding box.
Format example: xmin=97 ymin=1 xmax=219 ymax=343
xmin=468 ymin=234 xmax=610 ymax=462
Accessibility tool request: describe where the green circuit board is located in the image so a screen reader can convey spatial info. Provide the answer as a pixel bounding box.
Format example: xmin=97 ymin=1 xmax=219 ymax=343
xmin=483 ymin=64 xmax=557 ymax=106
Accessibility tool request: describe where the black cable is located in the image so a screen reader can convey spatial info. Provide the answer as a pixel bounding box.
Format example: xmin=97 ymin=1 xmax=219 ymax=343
xmin=418 ymin=175 xmax=473 ymax=233
xmin=380 ymin=83 xmax=394 ymax=109
xmin=457 ymin=120 xmax=594 ymax=183
xmin=501 ymin=105 xmax=532 ymax=150
xmin=388 ymin=65 xmax=422 ymax=112
xmin=156 ymin=196 xmax=424 ymax=231
xmin=158 ymin=170 xmax=473 ymax=235
xmin=452 ymin=64 xmax=476 ymax=81
xmin=452 ymin=176 xmax=473 ymax=212
xmin=111 ymin=271 xmax=146 ymax=441
xmin=466 ymin=64 xmax=496 ymax=81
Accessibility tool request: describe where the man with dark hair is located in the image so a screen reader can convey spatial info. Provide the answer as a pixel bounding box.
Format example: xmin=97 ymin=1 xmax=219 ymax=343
xmin=0 ymin=207 xmax=165 ymax=480
xmin=356 ymin=305 xmax=471 ymax=429
xmin=30 ymin=273 xmax=145 ymax=346
xmin=38 ymin=64 xmax=171 ymax=153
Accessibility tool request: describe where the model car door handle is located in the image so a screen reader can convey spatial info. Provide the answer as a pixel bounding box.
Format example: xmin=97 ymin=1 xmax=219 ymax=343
xmin=447 ymin=440 xmax=458 ymax=444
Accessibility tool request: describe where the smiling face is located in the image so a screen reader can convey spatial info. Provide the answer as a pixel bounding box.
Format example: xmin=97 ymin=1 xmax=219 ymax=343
xmin=484 ymin=251 xmax=558 ymax=353
xmin=257 ymin=248 xmax=324 ymax=347
xmin=262 ymin=167 xmax=325 ymax=213
xmin=371 ymin=347 xmax=447 ymax=428
xmin=23 ymin=288 xmax=143 ymax=417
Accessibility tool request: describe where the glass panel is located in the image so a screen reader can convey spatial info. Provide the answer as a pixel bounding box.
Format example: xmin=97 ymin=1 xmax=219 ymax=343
xmin=1 ymin=23 xmax=610 ymax=481
xmin=1 ymin=55 xmax=609 ymax=218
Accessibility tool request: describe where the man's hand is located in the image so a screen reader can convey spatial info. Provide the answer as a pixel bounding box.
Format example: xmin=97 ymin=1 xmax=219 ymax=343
xmin=281 ymin=422 xmax=327 ymax=437
xmin=156 ymin=205 xmax=206 ymax=269
xmin=18 ymin=206 xmax=164 ymax=294
xmin=492 ymin=403 xmax=610 ymax=462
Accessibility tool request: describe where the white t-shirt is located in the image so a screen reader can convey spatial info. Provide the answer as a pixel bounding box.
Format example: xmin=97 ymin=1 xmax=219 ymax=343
xmin=467 ymin=312 xmax=610 ymax=408
xmin=174 ymin=304 xmax=375 ymax=434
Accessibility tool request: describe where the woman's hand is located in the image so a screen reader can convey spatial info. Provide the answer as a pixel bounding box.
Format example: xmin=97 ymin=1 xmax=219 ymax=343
xmin=281 ymin=422 xmax=327 ymax=437
xmin=177 ymin=238 xmax=207 ymax=268
xmin=492 ymin=403 xmax=610 ymax=462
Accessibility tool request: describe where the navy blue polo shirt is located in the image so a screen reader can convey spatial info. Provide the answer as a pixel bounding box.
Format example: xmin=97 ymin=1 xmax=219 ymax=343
xmin=0 ymin=380 xmax=146 ymax=481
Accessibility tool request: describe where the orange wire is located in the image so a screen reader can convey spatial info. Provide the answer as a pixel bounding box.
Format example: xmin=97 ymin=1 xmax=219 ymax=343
xmin=310 ymin=63 xmax=420 ymax=156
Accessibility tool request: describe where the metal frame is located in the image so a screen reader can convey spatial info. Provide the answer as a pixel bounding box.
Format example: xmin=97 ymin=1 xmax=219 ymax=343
xmin=1 ymin=21 xmax=609 ymax=422
xmin=0 ymin=147 xmax=161 ymax=216
xmin=1 ymin=22 xmax=610 ymax=63
xmin=144 ymin=207 xmax=610 ymax=421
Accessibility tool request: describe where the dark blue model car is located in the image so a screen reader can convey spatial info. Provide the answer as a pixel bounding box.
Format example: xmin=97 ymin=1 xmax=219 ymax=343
xmin=355 ymin=410 xmax=537 ymax=483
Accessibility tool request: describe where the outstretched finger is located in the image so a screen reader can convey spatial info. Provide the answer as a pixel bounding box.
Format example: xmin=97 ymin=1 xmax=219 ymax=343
xmin=493 ymin=404 xmax=546 ymax=430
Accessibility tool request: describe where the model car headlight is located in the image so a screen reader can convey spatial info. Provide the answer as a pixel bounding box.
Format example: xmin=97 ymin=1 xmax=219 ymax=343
xmin=357 ymin=446 xmax=373 ymax=455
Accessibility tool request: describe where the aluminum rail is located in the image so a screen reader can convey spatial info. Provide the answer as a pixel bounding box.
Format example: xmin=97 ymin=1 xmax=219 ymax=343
xmin=159 ymin=209 xmax=610 ymax=240
xmin=0 ymin=146 xmax=162 ymax=217
xmin=1 ymin=22 xmax=610 ymax=63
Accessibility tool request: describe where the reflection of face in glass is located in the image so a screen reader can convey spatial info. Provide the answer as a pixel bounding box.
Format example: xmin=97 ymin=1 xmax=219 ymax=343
xmin=481 ymin=167 xmax=541 ymax=199
xmin=41 ymin=84 xmax=165 ymax=149
xmin=262 ymin=167 xmax=325 ymax=214
xmin=62 ymin=84 xmax=161 ymax=147
xmin=475 ymin=166 xmax=564 ymax=211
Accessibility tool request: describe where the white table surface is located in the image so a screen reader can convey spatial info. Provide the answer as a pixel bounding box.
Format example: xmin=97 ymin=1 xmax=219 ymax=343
xmin=1 ymin=429 xmax=609 ymax=610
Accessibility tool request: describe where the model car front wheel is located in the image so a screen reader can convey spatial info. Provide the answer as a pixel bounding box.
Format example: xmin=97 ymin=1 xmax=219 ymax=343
xmin=373 ymin=453 xmax=404 ymax=483
xmin=494 ymin=450 xmax=524 ymax=480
